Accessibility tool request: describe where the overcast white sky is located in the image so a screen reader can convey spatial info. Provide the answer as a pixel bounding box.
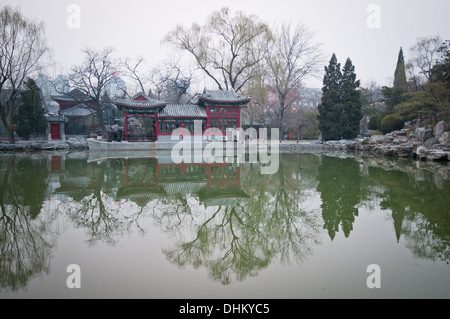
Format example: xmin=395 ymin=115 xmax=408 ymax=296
xmin=3 ymin=0 xmax=450 ymax=91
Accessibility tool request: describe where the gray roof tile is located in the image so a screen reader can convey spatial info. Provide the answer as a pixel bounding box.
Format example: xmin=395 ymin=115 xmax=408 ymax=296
xmin=114 ymin=98 xmax=167 ymax=109
xmin=198 ymin=89 xmax=251 ymax=104
xmin=51 ymin=89 xmax=92 ymax=103
xmin=158 ymin=104 xmax=207 ymax=118
xmin=59 ymin=103 xmax=96 ymax=117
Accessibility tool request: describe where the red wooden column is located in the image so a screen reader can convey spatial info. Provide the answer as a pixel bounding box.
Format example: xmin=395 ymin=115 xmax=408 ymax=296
xmin=154 ymin=113 xmax=159 ymax=140
xmin=124 ymin=111 xmax=128 ymax=141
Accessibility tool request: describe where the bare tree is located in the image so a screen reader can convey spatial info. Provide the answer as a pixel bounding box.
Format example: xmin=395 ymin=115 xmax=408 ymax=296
xmin=148 ymin=57 xmax=195 ymax=104
xmin=123 ymin=56 xmax=149 ymax=95
xmin=0 ymin=6 xmax=49 ymax=143
xmin=265 ymin=22 xmax=323 ymax=137
xmin=164 ymin=7 xmax=271 ymax=93
xmin=409 ymin=35 xmax=443 ymax=82
xmin=67 ymin=47 xmax=121 ymax=139
xmin=124 ymin=56 xmax=195 ymax=104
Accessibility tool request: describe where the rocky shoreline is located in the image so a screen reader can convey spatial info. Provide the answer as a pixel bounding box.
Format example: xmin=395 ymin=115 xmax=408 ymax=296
xmin=1 ymin=121 xmax=449 ymax=161
xmin=319 ymin=120 xmax=450 ymax=161
xmin=0 ymin=137 xmax=89 ymax=151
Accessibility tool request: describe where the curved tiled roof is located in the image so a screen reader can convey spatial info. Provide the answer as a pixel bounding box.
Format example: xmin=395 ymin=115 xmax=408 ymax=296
xmin=197 ymin=89 xmax=251 ymax=105
xmin=59 ymin=104 xmax=96 ymax=117
xmin=114 ymin=92 xmax=167 ymax=109
xmin=158 ymin=104 xmax=207 ymax=118
xmin=51 ymin=89 xmax=93 ymax=103
xmin=114 ymin=98 xmax=167 ymax=109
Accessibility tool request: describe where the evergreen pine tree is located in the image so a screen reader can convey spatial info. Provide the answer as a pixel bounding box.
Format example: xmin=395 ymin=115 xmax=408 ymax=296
xmin=318 ymin=54 xmax=363 ymax=141
xmin=15 ymin=79 xmax=48 ymax=140
xmin=318 ymin=54 xmax=343 ymax=141
xmin=392 ymin=47 xmax=408 ymax=106
xmin=341 ymin=58 xmax=362 ymax=139
xmin=394 ymin=47 xmax=408 ymax=91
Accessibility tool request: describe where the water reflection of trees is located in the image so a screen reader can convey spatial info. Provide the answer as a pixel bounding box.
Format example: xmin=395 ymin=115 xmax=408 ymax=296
xmin=159 ymin=154 xmax=323 ymax=284
xmin=60 ymin=158 xmax=147 ymax=246
xmin=1 ymin=152 xmax=449 ymax=292
xmin=315 ymin=153 xmax=449 ymax=264
xmin=317 ymin=155 xmax=362 ymax=239
xmin=365 ymin=161 xmax=450 ymax=264
xmin=0 ymin=156 xmax=57 ymax=292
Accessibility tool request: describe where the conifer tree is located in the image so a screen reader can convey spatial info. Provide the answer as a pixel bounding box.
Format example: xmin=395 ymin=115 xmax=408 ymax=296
xmin=391 ymin=47 xmax=408 ymax=107
xmin=15 ymin=79 xmax=48 ymax=140
xmin=341 ymin=58 xmax=362 ymax=139
xmin=394 ymin=47 xmax=408 ymax=90
xmin=318 ymin=54 xmax=362 ymax=141
xmin=318 ymin=54 xmax=343 ymax=141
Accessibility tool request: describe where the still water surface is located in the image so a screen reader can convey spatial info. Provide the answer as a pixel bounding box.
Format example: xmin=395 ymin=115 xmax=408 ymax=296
xmin=0 ymin=151 xmax=449 ymax=298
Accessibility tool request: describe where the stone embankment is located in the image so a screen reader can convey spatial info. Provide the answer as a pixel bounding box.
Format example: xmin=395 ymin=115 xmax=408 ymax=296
xmin=320 ymin=121 xmax=450 ymax=161
xmin=2 ymin=121 xmax=449 ymax=162
xmin=0 ymin=137 xmax=88 ymax=151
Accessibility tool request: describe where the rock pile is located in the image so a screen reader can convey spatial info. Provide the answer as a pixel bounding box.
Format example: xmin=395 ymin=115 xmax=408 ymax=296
xmin=323 ymin=121 xmax=450 ymax=161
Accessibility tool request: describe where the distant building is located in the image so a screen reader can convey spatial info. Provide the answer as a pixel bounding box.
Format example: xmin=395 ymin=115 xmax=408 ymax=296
xmin=50 ymin=89 xmax=98 ymax=139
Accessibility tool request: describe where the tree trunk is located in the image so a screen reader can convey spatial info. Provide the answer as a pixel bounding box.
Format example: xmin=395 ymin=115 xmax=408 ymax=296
xmin=1 ymin=107 xmax=15 ymax=144
xmin=279 ymin=94 xmax=286 ymax=142
xmin=95 ymin=101 xmax=108 ymax=139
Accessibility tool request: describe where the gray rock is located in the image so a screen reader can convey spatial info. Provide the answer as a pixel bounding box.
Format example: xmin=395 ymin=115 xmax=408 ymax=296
xmin=424 ymin=137 xmax=439 ymax=147
xmin=435 ymin=121 xmax=447 ymax=139
xmin=439 ymin=132 xmax=450 ymax=146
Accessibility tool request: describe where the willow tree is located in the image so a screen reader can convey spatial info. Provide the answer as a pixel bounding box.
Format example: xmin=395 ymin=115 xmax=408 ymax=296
xmin=0 ymin=6 xmax=49 ymax=143
xmin=163 ymin=7 xmax=271 ymax=93
xmin=265 ymin=22 xmax=322 ymax=138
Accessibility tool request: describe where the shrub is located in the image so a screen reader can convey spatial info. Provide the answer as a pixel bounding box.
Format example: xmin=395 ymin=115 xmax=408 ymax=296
xmin=369 ymin=115 xmax=380 ymax=130
xmin=380 ymin=114 xmax=404 ymax=134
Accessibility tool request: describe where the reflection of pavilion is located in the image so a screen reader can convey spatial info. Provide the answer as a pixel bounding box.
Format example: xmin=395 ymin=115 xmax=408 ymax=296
xmin=116 ymin=157 xmax=249 ymax=207
xmin=51 ymin=154 xmax=249 ymax=208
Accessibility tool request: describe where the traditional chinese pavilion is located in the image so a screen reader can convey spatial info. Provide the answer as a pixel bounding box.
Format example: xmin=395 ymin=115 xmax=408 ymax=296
xmin=113 ymin=89 xmax=251 ymax=142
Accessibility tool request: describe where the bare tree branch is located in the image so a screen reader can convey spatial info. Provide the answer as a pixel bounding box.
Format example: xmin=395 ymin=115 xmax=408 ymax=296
xmin=67 ymin=47 xmax=121 ymax=139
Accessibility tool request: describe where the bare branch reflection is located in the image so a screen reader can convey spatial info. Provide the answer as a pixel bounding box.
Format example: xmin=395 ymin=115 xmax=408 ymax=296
xmin=0 ymin=156 xmax=57 ymax=292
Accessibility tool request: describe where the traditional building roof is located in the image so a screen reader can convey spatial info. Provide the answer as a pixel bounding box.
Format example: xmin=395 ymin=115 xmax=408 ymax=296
xmin=196 ymin=89 xmax=251 ymax=106
xmin=114 ymin=92 xmax=167 ymax=110
xmin=59 ymin=104 xmax=96 ymax=117
xmin=158 ymin=104 xmax=207 ymax=118
xmin=51 ymin=89 xmax=93 ymax=103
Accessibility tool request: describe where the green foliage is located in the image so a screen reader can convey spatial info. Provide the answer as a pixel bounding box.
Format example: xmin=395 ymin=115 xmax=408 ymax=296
xmin=389 ymin=40 xmax=450 ymax=125
xmin=14 ymin=78 xmax=48 ymax=140
xmin=393 ymin=91 xmax=437 ymax=122
xmin=318 ymin=54 xmax=362 ymax=141
xmin=394 ymin=47 xmax=408 ymax=91
xmin=299 ymin=109 xmax=320 ymax=140
xmin=430 ymin=40 xmax=450 ymax=85
xmin=380 ymin=114 xmax=404 ymax=134
xmin=369 ymin=115 xmax=380 ymax=130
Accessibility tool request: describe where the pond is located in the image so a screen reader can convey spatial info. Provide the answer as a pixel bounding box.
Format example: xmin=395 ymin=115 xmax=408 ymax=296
xmin=0 ymin=150 xmax=449 ymax=299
